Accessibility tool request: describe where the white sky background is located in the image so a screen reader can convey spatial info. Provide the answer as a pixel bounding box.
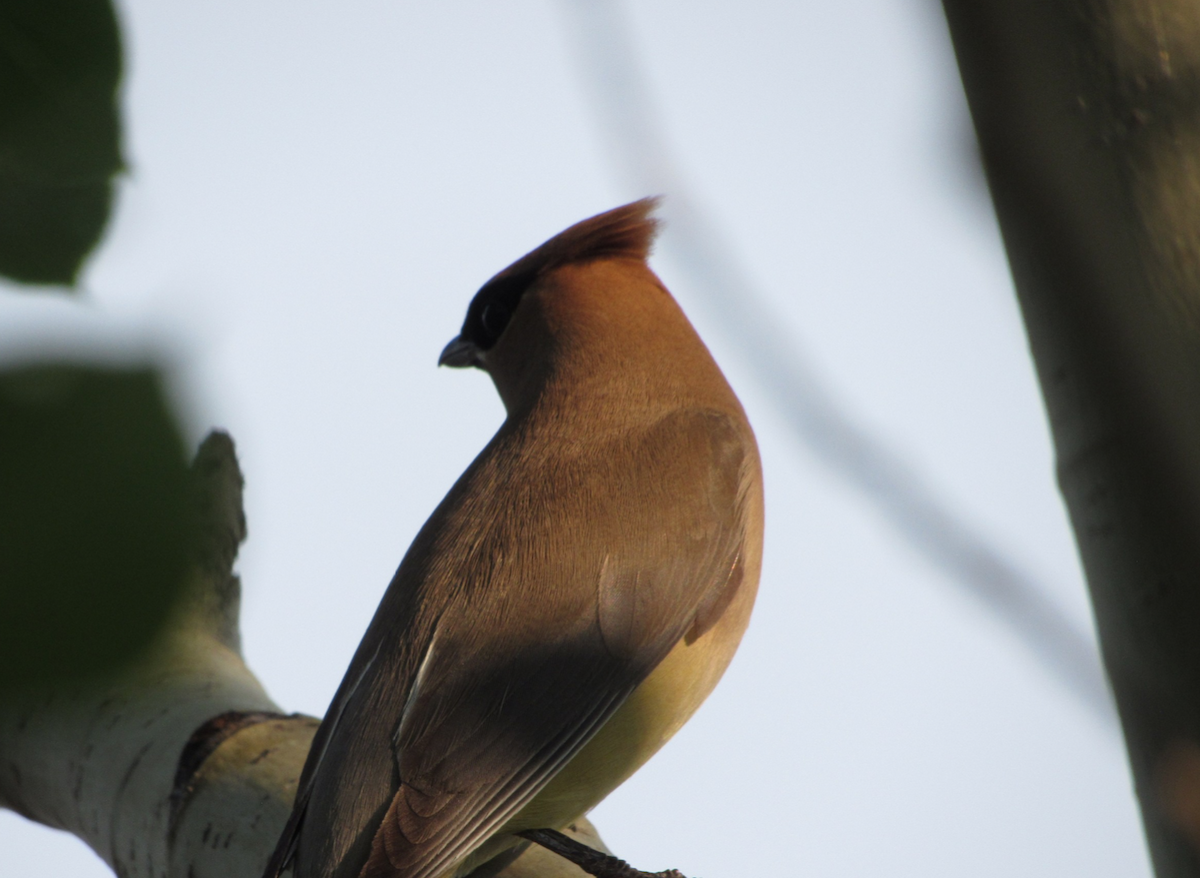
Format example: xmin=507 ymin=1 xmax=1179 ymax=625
xmin=0 ymin=1 xmax=1154 ymax=876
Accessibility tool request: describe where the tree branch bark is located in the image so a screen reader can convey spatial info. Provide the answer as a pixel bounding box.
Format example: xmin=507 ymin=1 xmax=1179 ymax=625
xmin=0 ymin=431 xmax=608 ymax=877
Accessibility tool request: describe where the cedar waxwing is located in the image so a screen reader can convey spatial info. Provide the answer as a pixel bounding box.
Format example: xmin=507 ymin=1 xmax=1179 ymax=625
xmin=264 ymin=199 xmax=763 ymax=878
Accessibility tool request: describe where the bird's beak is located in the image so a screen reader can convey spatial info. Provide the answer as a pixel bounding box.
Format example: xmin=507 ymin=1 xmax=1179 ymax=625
xmin=438 ymin=335 xmax=480 ymax=368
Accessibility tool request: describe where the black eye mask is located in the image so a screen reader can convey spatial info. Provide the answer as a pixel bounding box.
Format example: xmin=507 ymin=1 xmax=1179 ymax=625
xmin=461 ymin=270 xmax=536 ymax=350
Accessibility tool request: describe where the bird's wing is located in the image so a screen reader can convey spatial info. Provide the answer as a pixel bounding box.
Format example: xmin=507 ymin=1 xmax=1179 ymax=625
xmin=356 ymin=408 xmax=756 ymax=878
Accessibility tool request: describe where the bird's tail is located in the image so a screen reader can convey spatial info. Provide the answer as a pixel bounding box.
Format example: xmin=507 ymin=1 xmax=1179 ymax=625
xmin=261 ymin=798 xmax=307 ymax=878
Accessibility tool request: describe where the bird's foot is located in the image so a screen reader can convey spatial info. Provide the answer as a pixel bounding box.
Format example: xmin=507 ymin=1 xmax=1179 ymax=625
xmin=517 ymin=828 xmax=689 ymax=878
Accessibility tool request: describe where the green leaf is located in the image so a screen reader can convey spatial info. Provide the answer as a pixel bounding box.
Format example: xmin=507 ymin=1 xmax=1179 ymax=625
xmin=0 ymin=0 xmax=123 ymax=285
xmin=0 ymin=365 xmax=190 ymax=690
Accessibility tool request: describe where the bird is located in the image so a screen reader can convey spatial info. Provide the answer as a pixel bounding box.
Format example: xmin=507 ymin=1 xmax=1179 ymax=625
xmin=263 ymin=198 xmax=763 ymax=878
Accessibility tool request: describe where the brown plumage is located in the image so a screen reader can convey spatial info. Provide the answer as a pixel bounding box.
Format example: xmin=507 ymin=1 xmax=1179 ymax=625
xmin=264 ymin=199 xmax=763 ymax=878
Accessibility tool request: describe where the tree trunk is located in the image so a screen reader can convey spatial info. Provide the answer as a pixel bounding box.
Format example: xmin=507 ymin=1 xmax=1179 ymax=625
xmin=939 ymin=1 xmax=1200 ymax=876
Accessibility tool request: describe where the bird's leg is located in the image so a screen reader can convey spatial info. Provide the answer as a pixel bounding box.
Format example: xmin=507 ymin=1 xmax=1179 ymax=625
xmin=516 ymin=828 xmax=688 ymax=878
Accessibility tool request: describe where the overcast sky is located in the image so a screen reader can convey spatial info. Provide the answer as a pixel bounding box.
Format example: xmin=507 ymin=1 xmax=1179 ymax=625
xmin=0 ymin=1 xmax=1153 ymax=876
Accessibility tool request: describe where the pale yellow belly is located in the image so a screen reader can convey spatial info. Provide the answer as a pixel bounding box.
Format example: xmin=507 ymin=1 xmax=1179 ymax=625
xmin=513 ymin=534 xmax=760 ymax=833
xmin=450 ymin=556 xmax=758 ymax=877
xmin=503 ymin=622 xmax=739 ymax=832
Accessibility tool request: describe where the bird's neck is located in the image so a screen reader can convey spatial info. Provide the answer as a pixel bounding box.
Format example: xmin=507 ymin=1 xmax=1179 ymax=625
xmin=495 ymin=260 xmax=738 ymax=433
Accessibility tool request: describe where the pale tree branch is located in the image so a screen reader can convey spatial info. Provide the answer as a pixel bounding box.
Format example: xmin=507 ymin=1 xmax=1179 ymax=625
xmin=0 ymin=432 xmax=610 ymax=878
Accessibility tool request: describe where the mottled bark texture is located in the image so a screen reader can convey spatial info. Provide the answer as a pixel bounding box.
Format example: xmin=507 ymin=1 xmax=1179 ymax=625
xmin=0 ymin=432 xmax=606 ymax=877
xmin=939 ymin=1 xmax=1200 ymax=875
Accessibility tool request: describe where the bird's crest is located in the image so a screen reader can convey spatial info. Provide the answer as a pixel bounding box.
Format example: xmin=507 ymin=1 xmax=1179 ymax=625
xmin=497 ymin=197 xmax=661 ymax=280
xmin=455 ymin=199 xmax=664 ymax=357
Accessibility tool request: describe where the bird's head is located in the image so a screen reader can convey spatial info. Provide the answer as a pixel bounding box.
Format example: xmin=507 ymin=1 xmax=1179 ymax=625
xmin=440 ymin=198 xmax=664 ymax=413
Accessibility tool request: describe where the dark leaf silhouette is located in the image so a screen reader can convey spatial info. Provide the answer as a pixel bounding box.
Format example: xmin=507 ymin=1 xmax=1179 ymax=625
xmin=0 ymin=0 xmax=122 ymax=285
xmin=0 ymin=366 xmax=190 ymax=690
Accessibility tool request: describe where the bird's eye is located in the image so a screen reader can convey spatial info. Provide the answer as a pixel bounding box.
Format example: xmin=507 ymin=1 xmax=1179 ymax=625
xmin=480 ymin=302 xmax=511 ymax=340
